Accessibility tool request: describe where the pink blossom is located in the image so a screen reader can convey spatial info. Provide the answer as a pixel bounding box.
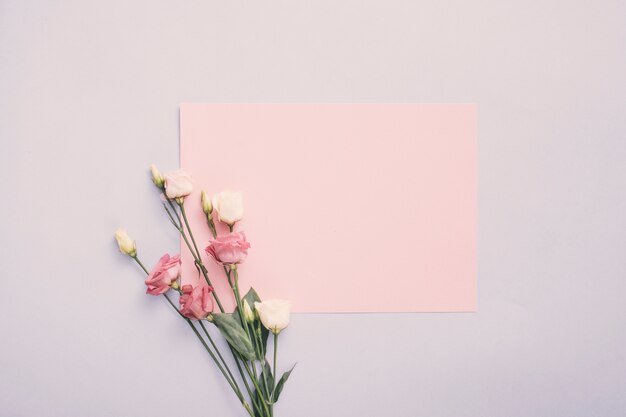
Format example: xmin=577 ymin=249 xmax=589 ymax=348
xmin=179 ymin=285 xmax=214 ymax=320
xmin=144 ymin=254 xmax=181 ymax=295
xmin=163 ymin=169 xmax=193 ymax=199
xmin=205 ymin=231 xmax=250 ymax=265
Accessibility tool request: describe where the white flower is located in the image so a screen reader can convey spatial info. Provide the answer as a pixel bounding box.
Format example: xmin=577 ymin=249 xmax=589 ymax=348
xmin=150 ymin=164 xmax=164 ymax=189
xmin=212 ymin=191 xmax=244 ymax=226
xmin=115 ymin=229 xmax=137 ymax=257
xmin=201 ymin=190 xmax=213 ymax=214
xmin=254 ymin=299 xmax=291 ymax=334
xmin=163 ymin=169 xmax=193 ymax=199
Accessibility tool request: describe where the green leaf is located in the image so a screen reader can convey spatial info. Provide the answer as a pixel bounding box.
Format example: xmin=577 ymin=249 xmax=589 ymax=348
xmin=233 ymin=288 xmax=270 ymax=359
xmin=232 ymin=287 xmax=262 ymax=324
xmin=251 ymin=389 xmax=263 ymax=417
xmin=273 ymin=364 xmax=296 ymax=401
xmin=211 ymin=313 xmax=256 ymax=360
xmin=243 ymin=287 xmax=263 ymax=306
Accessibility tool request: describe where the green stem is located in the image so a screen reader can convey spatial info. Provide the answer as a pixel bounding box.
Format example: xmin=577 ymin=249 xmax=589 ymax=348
xmin=272 ymin=332 xmax=278 ymax=400
xmin=132 ymin=256 xmax=149 ymax=274
xmin=232 ymin=268 xmax=252 ymax=338
xmin=180 ymin=203 xmax=203 ymax=270
xmin=163 ymin=293 xmax=186 ymax=318
xmin=163 ymin=200 xmax=225 ymax=313
xmin=198 ymin=321 xmax=242 ymax=398
xmin=255 ymin=325 xmax=273 ymax=402
xmin=243 ymin=361 xmax=271 ymax=417
xmin=223 ymin=262 xmax=270 ymax=414
xmin=208 ymin=217 xmax=217 ymax=239
xmin=260 ymin=359 xmax=272 ymax=405
xmin=131 ymin=256 xmax=253 ymax=415
xmin=231 ymin=348 xmax=261 ymax=410
xmin=163 ymin=202 xmax=196 ymax=254
xmin=187 ymin=320 xmax=253 ymax=415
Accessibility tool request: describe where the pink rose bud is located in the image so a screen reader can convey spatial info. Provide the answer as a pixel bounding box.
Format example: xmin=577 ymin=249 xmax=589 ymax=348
xmin=205 ymin=231 xmax=251 ymax=265
xmin=144 ymin=254 xmax=181 ymax=295
xmin=163 ymin=169 xmax=193 ymax=199
xmin=179 ymin=285 xmax=214 ymax=320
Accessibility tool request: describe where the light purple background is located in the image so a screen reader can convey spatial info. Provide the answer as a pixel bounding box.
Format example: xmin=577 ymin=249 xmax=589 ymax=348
xmin=1 ymin=1 xmax=625 ymax=416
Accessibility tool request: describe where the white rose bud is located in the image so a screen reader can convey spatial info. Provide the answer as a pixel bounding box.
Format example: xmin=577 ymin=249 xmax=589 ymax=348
xmin=254 ymin=299 xmax=291 ymax=334
xmin=201 ymin=190 xmax=213 ymax=214
xmin=150 ymin=164 xmax=165 ymax=189
xmin=163 ymin=169 xmax=193 ymax=199
xmin=243 ymin=300 xmax=255 ymax=324
xmin=115 ymin=228 xmax=137 ymax=257
xmin=212 ymin=190 xmax=244 ymax=226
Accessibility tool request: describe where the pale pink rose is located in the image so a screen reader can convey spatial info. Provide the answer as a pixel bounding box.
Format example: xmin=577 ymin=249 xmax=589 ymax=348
xmin=205 ymin=231 xmax=250 ymax=265
xmin=179 ymin=285 xmax=214 ymax=320
xmin=144 ymin=254 xmax=181 ymax=295
xmin=163 ymin=169 xmax=193 ymax=199
xmin=212 ymin=190 xmax=243 ymax=225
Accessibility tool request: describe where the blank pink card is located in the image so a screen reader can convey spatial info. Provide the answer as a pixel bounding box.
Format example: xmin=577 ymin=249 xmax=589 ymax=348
xmin=180 ymin=103 xmax=476 ymax=313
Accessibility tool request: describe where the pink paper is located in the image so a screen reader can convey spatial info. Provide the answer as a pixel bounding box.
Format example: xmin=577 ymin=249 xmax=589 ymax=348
xmin=180 ymin=103 xmax=476 ymax=313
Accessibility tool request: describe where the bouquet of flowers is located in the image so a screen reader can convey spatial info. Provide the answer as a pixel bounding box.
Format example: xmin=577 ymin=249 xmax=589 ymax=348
xmin=115 ymin=166 xmax=295 ymax=417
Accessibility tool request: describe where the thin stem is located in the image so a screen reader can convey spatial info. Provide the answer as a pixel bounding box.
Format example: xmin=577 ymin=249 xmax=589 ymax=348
xmin=187 ymin=320 xmax=253 ymax=413
xmin=199 ymin=321 xmax=242 ymax=398
xmin=163 ymin=293 xmax=185 ymax=318
xmin=260 ymin=359 xmax=272 ymax=404
xmin=132 ymin=256 xmax=149 ymax=275
xmin=251 ymin=360 xmax=260 ymax=390
xmin=254 ymin=323 xmax=273 ymax=402
xmin=163 ymin=202 xmax=180 ymax=229
xmin=131 ymin=256 xmax=252 ymax=415
xmin=272 ymin=333 xmax=278 ymax=401
xmin=207 ymin=216 xmax=217 ymax=239
xmin=163 ymin=199 xmax=225 ymax=312
xmin=166 ymin=198 xmax=183 ymax=227
xmin=231 ymin=349 xmax=257 ymax=402
xmin=232 ymin=268 xmax=252 ymax=338
xmin=180 ymin=203 xmax=203 ymax=269
xmin=223 ymin=262 xmax=269 ymax=413
xmin=243 ymin=361 xmax=271 ymax=417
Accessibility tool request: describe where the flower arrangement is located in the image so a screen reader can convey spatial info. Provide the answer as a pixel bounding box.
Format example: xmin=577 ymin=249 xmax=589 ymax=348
xmin=115 ymin=165 xmax=295 ymax=417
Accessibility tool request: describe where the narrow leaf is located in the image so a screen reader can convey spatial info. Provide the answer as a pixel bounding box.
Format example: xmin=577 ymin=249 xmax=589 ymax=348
xmin=251 ymin=389 xmax=263 ymax=417
xmin=273 ymin=364 xmax=296 ymax=401
xmin=211 ymin=313 xmax=256 ymax=360
xmin=233 ymin=288 xmax=269 ymax=359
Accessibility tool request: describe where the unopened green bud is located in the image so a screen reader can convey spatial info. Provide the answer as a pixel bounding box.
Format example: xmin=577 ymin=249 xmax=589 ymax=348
xmin=201 ymin=190 xmax=213 ymax=214
xmin=114 ymin=228 xmax=137 ymax=257
xmin=243 ymin=300 xmax=255 ymax=323
xmin=150 ymin=164 xmax=165 ymax=189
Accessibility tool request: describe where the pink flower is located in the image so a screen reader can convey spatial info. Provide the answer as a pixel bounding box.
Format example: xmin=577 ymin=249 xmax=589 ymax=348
xmin=179 ymin=285 xmax=214 ymax=320
xmin=205 ymin=231 xmax=251 ymax=265
xmin=163 ymin=169 xmax=193 ymax=199
xmin=145 ymin=254 xmax=181 ymax=295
